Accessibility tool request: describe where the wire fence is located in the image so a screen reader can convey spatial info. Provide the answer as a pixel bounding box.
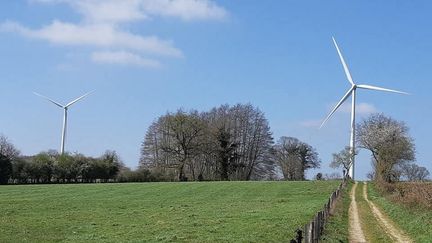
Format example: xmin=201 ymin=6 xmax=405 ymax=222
xmin=291 ymin=178 xmax=348 ymax=243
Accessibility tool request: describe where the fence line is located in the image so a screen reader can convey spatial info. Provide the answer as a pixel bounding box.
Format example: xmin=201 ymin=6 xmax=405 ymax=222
xmin=291 ymin=178 xmax=348 ymax=243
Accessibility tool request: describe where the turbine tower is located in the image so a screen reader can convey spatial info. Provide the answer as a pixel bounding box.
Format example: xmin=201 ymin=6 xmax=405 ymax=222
xmin=320 ymin=37 xmax=408 ymax=180
xmin=34 ymin=91 xmax=92 ymax=154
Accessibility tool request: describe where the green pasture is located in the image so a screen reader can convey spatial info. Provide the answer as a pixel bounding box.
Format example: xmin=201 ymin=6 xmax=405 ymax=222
xmin=0 ymin=181 xmax=340 ymax=242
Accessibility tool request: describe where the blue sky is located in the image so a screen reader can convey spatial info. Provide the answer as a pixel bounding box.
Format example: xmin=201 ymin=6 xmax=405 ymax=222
xmin=0 ymin=0 xmax=430 ymax=180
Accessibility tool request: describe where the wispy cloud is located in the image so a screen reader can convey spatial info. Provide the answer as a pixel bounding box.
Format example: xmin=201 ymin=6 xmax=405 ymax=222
xmin=32 ymin=0 xmax=228 ymax=22
xmin=141 ymin=0 xmax=228 ymax=21
xmin=91 ymin=51 xmax=161 ymax=68
xmin=299 ymin=119 xmax=322 ymax=128
xmin=1 ymin=20 xmax=182 ymax=57
xmin=2 ymin=0 xmax=228 ymax=68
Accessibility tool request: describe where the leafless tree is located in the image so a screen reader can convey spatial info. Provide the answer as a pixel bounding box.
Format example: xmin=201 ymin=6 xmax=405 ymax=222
xmin=141 ymin=110 xmax=207 ymax=181
xmin=356 ymin=113 xmax=415 ymax=183
xmin=273 ymin=136 xmax=320 ymax=180
xmin=399 ymin=163 xmax=430 ymax=181
xmin=226 ymin=104 xmax=273 ymax=180
xmin=0 ymin=134 xmax=20 ymax=160
xmin=330 ymin=146 xmax=357 ymax=177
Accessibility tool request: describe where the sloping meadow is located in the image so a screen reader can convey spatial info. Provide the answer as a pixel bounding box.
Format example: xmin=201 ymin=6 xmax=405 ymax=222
xmin=0 ymin=181 xmax=340 ymax=242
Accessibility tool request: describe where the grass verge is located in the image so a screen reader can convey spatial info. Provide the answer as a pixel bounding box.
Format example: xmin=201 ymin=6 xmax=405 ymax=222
xmin=368 ymin=183 xmax=432 ymax=242
xmin=320 ymin=181 xmax=351 ymax=242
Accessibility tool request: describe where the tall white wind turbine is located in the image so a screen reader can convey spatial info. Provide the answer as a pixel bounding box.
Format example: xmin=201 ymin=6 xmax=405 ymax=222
xmin=320 ymin=37 xmax=408 ymax=180
xmin=34 ymin=91 xmax=93 ymax=154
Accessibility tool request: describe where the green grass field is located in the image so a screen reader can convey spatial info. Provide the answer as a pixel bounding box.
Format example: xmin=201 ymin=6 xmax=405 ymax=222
xmin=0 ymin=181 xmax=340 ymax=242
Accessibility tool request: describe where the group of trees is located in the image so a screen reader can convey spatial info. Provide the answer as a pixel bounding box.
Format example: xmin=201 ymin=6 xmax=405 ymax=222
xmin=398 ymin=163 xmax=430 ymax=181
xmin=140 ymin=104 xmax=321 ymax=181
xmin=10 ymin=151 xmax=122 ymax=184
xmin=5 ymin=109 xmax=427 ymax=185
xmin=331 ymin=113 xmax=429 ymax=183
xmin=0 ymin=135 xmax=123 ymax=184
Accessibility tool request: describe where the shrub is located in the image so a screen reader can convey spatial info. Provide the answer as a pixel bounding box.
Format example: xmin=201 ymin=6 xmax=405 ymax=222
xmin=378 ymin=182 xmax=432 ymax=209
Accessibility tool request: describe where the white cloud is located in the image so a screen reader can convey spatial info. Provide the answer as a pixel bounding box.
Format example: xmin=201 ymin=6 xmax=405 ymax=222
xmin=141 ymin=0 xmax=228 ymax=21
xmin=3 ymin=0 xmax=227 ymax=67
xmin=1 ymin=20 xmax=182 ymax=57
xmin=32 ymin=0 xmax=228 ymax=22
xmin=91 ymin=51 xmax=161 ymax=68
xmin=73 ymin=0 xmax=147 ymax=24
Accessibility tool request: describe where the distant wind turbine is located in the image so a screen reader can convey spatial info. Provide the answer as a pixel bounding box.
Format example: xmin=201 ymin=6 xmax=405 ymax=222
xmin=320 ymin=37 xmax=409 ymax=180
xmin=34 ymin=91 xmax=93 ymax=154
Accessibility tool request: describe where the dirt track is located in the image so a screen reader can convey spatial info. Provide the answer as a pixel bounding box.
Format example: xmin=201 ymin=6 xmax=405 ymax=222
xmin=362 ymin=182 xmax=413 ymax=243
xmin=348 ymin=182 xmax=366 ymax=243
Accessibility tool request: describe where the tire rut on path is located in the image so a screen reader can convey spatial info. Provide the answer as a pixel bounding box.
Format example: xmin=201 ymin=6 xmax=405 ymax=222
xmin=349 ymin=182 xmax=366 ymax=243
xmin=362 ymin=182 xmax=413 ymax=243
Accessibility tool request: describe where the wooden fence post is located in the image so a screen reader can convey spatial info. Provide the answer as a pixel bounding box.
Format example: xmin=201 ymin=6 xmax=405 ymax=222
xmin=291 ymin=180 xmax=347 ymax=242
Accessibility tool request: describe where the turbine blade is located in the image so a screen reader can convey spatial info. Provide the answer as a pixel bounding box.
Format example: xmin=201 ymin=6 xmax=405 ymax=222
xmin=357 ymin=84 xmax=409 ymax=95
xmin=320 ymin=87 xmax=354 ymax=128
xmin=33 ymin=92 xmax=64 ymax=108
xmin=66 ymin=91 xmax=93 ymax=107
xmin=332 ymin=37 xmax=355 ymax=85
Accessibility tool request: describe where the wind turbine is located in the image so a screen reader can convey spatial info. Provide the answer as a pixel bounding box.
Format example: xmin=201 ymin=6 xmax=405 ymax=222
xmin=34 ymin=91 xmax=93 ymax=154
xmin=320 ymin=37 xmax=408 ymax=180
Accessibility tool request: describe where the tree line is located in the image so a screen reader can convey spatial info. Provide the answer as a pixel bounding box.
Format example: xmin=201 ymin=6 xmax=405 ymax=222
xmin=0 ymin=104 xmax=328 ymax=184
xmin=5 ymin=106 xmax=427 ymax=185
xmin=0 ymin=142 xmax=123 ymax=184
xmin=1 ymin=105 xmax=322 ymax=184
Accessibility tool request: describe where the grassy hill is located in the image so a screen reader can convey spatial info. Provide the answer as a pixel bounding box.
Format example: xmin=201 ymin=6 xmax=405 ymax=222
xmin=0 ymin=181 xmax=340 ymax=242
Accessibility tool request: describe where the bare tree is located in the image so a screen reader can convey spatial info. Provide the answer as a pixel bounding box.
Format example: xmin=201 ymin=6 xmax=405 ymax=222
xmin=0 ymin=135 xmax=20 ymax=184
xmin=157 ymin=110 xmax=207 ymax=181
xmin=0 ymin=135 xmax=20 ymax=160
xmin=356 ymin=113 xmax=415 ymax=183
xmin=206 ymin=104 xmax=274 ymax=180
xmin=330 ymin=146 xmax=357 ymax=177
xmin=273 ymin=136 xmax=320 ymax=180
xmin=399 ymin=163 xmax=430 ymax=181
xmin=232 ymin=104 xmax=273 ymax=180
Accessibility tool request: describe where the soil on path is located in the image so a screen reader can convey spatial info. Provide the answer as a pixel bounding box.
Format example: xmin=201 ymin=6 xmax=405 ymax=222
xmin=362 ymin=182 xmax=413 ymax=243
xmin=349 ymin=182 xmax=366 ymax=243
